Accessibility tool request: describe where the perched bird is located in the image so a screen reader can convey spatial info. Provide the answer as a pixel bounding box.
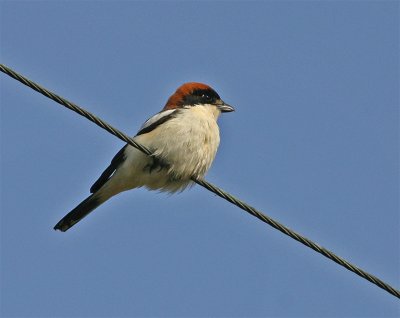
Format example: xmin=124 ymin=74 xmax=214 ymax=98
xmin=54 ymin=82 xmax=234 ymax=232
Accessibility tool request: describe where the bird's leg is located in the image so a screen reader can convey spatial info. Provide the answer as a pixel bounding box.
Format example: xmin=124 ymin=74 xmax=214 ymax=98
xmin=144 ymin=154 xmax=170 ymax=174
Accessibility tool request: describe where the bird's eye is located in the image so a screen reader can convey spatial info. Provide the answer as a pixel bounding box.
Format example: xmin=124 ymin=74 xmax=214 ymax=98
xmin=202 ymin=94 xmax=212 ymax=101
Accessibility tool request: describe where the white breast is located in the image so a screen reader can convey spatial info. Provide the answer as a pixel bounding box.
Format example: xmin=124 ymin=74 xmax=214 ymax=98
xmin=107 ymin=105 xmax=222 ymax=194
xmin=147 ymin=105 xmax=221 ymax=179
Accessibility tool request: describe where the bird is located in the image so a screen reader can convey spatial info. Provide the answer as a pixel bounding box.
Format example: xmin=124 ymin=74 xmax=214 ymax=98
xmin=54 ymin=82 xmax=234 ymax=232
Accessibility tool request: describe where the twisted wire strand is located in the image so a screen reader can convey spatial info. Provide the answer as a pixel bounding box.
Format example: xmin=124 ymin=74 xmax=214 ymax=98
xmin=1 ymin=63 xmax=399 ymax=299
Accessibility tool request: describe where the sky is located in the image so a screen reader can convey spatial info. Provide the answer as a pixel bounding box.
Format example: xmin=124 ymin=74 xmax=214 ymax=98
xmin=1 ymin=1 xmax=399 ymax=317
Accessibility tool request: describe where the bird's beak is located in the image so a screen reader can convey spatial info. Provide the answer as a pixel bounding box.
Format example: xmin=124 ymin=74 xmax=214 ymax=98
xmin=217 ymin=99 xmax=235 ymax=113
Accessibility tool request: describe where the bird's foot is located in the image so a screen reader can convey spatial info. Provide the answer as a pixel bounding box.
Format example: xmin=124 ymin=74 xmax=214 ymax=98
xmin=144 ymin=155 xmax=170 ymax=174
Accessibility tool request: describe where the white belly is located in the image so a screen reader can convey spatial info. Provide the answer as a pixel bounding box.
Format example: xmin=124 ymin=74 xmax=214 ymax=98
xmin=109 ymin=105 xmax=221 ymax=193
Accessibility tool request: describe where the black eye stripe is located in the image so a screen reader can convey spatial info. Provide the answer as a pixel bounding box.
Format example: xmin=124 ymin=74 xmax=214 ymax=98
xmin=181 ymin=88 xmax=220 ymax=106
xmin=192 ymin=88 xmax=220 ymax=99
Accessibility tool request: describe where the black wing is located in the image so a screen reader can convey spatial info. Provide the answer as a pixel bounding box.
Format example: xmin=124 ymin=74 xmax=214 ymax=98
xmin=90 ymin=109 xmax=178 ymax=193
xmin=90 ymin=145 xmax=128 ymax=193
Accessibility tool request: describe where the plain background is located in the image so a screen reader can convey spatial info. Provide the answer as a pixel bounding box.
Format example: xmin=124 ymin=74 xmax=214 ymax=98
xmin=1 ymin=1 xmax=399 ymax=317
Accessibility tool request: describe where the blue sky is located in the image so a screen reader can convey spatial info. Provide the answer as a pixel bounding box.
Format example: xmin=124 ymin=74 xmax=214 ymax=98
xmin=1 ymin=1 xmax=399 ymax=317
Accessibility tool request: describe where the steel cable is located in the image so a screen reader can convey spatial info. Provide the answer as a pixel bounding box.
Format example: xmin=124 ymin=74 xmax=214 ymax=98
xmin=1 ymin=63 xmax=398 ymax=299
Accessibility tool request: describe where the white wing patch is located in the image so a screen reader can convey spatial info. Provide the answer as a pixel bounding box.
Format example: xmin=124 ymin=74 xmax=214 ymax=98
xmin=139 ymin=109 xmax=176 ymax=132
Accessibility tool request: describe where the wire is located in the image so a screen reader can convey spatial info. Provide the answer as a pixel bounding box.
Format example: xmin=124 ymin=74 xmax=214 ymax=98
xmin=1 ymin=63 xmax=399 ymax=299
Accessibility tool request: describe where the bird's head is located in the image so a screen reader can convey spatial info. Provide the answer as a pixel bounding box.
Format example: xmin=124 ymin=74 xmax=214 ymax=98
xmin=163 ymin=82 xmax=235 ymax=113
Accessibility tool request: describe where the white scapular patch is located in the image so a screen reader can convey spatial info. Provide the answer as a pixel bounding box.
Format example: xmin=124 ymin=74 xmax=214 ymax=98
xmin=139 ymin=109 xmax=176 ymax=132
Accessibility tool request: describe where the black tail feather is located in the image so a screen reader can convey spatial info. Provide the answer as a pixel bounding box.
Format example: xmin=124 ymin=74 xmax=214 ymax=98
xmin=54 ymin=194 xmax=102 ymax=232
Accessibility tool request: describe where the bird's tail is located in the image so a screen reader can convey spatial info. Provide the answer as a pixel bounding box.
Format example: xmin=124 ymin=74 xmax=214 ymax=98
xmin=54 ymin=192 xmax=109 ymax=232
